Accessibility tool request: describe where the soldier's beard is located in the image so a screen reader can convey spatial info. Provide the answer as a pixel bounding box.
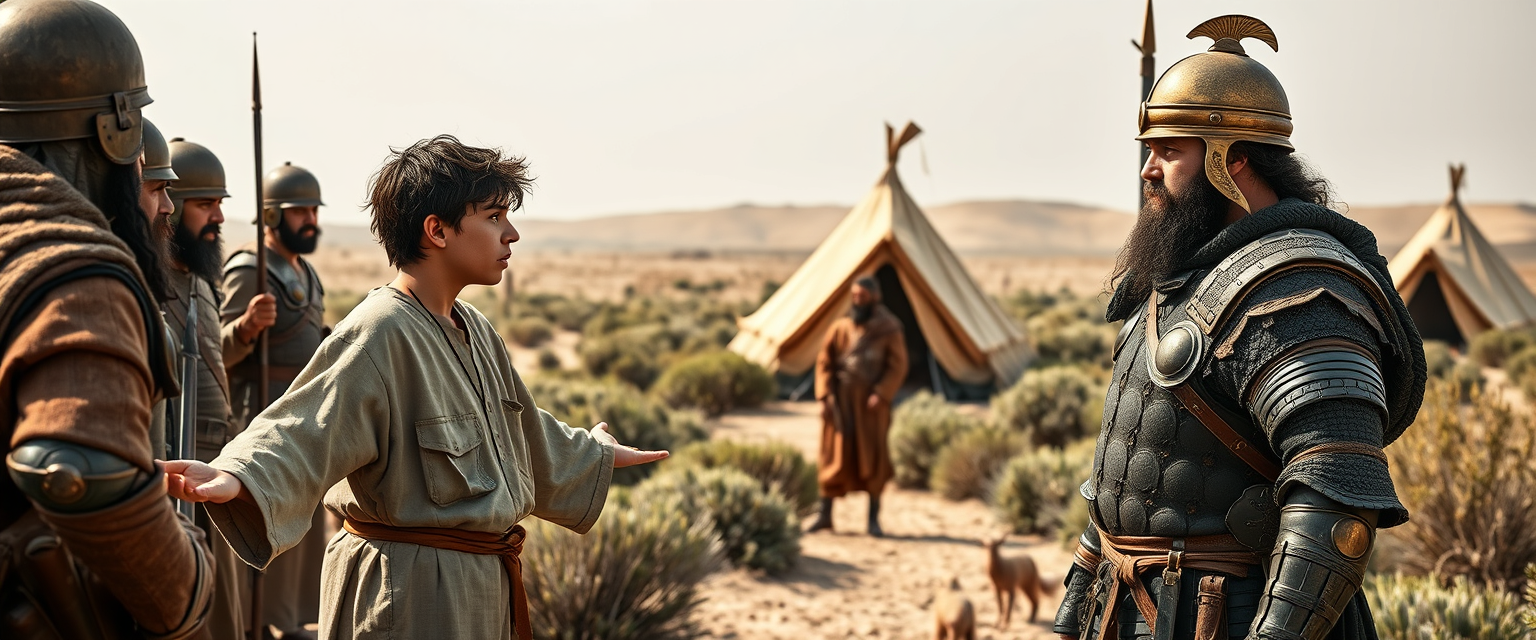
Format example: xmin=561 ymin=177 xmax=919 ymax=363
xmin=172 ymin=222 xmax=224 ymax=283
xmin=1111 ymin=178 xmax=1230 ymax=304
xmin=101 ymin=162 xmax=173 ymax=302
xmin=278 ymin=221 xmax=320 ymax=254
xmin=851 ymin=302 xmax=875 ymax=325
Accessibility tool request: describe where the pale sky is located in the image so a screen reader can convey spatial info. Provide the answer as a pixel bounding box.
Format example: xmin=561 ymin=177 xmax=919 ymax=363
xmin=103 ymin=0 xmax=1536 ymax=228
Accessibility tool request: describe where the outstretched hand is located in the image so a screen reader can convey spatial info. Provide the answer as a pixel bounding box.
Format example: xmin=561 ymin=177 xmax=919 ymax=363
xmin=591 ymin=422 xmax=669 ymax=468
xmin=161 ymin=459 xmax=245 ymax=504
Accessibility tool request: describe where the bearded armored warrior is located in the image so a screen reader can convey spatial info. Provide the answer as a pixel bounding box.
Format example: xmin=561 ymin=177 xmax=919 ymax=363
xmin=219 ymin=161 xmax=328 ymax=638
xmin=1054 ymin=16 xmax=1427 ymax=640
xmin=0 ymin=0 xmax=214 ymax=637
xmin=164 ymin=136 xmax=249 ymax=639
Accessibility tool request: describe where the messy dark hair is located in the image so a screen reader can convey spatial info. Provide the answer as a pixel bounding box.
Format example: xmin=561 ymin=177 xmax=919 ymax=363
xmin=1229 ymin=141 xmax=1336 ymax=209
xmin=365 ymin=134 xmax=534 ymax=267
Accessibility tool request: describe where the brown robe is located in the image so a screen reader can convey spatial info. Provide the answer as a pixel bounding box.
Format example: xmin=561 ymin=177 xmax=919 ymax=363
xmin=814 ymin=305 xmax=908 ymax=497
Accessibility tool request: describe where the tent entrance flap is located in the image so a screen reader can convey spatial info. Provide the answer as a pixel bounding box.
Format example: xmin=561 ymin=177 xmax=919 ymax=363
xmin=875 ymin=264 xmax=934 ymax=396
xmin=1406 ymin=269 xmax=1467 ymax=347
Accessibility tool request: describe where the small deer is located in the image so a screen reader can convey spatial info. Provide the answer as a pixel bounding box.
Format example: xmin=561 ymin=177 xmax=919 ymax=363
xmin=983 ymin=534 xmax=1057 ymax=629
xmin=933 ymin=578 xmax=975 ymax=640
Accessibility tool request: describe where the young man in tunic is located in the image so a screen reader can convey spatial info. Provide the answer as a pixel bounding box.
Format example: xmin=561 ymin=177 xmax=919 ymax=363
xmin=806 ymin=276 xmax=908 ymax=537
xmin=164 ymin=135 xmax=668 ymax=640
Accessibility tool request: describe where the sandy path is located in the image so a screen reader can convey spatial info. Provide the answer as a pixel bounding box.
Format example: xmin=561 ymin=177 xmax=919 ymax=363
xmin=696 ymin=402 xmax=1075 ymax=640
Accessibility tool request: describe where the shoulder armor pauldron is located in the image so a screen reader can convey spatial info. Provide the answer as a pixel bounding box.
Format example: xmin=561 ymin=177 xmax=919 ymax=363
xmin=1184 ymin=228 xmax=1393 ymax=344
xmin=222 ymin=250 xmax=259 ymax=274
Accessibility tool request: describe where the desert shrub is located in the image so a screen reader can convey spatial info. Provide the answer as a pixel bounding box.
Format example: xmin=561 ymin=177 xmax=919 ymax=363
xmin=537 ymin=348 xmax=563 ymax=371
xmin=668 ymin=439 xmax=818 ymax=517
xmin=1057 ymin=494 xmax=1093 ymax=551
xmin=1423 ymin=340 xmax=1456 ymax=379
xmin=633 ymin=467 xmax=800 ymax=574
xmin=1452 ymin=359 xmax=1486 ymax=396
xmin=580 ymin=325 xmax=665 ymax=389
xmin=524 ymin=489 xmax=723 ymax=640
xmin=324 ymin=289 xmax=368 ymax=326
xmin=1027 ymin=311 xmax=1115 ymax=368
xmin=504 ymin=316 xmax=554 ymax=348
xmin=991 ymin=439 xmax=1096 ymax=534
xmin=1364 ymin=573 xmax=1532 ymax=640
xmin=889 ymin=391 xmax=985 ymax=489
xmin=1507 ymin=346 xmax=1536 ymax=382
xmin=1389 ymin=381 xmax=1536 ymax=591
xmin=1526 ymin=564 xmax=1536 ymax=631
xmin=652 ymin=351 xmax=775 ymax=417
xmin=992 ymin=365 xmax=1103 ymax=448
xmin=530 ymin=378 xmax=708 ymax=485
xmin=930 ymin=427 xmax=1024 ymax=501
xmin=1470 ymin=328 xmax=1534 ymax=369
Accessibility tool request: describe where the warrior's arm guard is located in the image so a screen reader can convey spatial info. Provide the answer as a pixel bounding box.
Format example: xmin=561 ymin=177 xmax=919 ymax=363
xmin=1249 ymin=487 xmax=1377 ymax=640
xmin=1053 ymin=523 xmax=1102 ymax=636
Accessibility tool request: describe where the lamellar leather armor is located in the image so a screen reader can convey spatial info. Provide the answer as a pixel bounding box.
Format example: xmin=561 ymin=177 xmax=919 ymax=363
xmin=1057 ymin=226 xmax=1423 ymax=640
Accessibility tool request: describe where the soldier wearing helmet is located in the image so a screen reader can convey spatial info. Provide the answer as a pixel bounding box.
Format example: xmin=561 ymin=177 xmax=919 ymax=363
xmin=219 ymin=160 xmax=329 ymax=637
xmin=1054 ymin=16 xmax=1426 ymax=640
xmin=0 ymin=0 xmax=214 ymax=637
xmin=162 ymin=137 xmax=251 ymax=640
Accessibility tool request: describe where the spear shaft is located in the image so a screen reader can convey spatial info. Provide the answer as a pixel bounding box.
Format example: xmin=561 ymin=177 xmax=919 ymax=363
xmin=1134 ymin=0 xmax=1155 ymax=209
xmin=249 ymin=31 xmax=267 ymax=640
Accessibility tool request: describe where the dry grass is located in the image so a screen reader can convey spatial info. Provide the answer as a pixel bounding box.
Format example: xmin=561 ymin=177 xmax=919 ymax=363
xmin=1389 ymin=380 xmax=1536 ymax=591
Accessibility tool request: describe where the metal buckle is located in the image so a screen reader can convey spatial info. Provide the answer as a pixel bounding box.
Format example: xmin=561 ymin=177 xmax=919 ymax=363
xmin=112 ymin=91 xmax=131 ymax=130
xmin=1163 ymin=540 xmax=1186 ymax=586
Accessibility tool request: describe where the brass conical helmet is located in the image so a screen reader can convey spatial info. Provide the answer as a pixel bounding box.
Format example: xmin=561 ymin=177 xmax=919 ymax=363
xmin=1137 ymin=15 xmax=1290 ymax=212
xmin=0 ymin=0 xmax=152 ymax=164
xmin=263 ymin=161 xmax=324 ymax=211
xmin=141 ymin=119 xmax=177 ymax=181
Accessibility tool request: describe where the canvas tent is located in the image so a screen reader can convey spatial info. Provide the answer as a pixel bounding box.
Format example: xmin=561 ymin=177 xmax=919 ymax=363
xmin=1387 ymin=164 xmax=1536 ymax=345
xmin=728 ymin=122 xmax=1032 ymax=399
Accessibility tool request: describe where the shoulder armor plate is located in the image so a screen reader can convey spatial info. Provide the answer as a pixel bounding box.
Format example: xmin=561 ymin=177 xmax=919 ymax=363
xmin=1185 ymin=228 xmax=1391 ymax=338
xmin=222 ymin=250 xmax=259 ymax=274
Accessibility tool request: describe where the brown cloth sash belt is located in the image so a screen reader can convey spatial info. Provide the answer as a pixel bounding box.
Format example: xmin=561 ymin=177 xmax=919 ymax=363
xmin=1075 ymin=533 xmax=1264 ymax=640
xmin=343 ymin=518 xmax=532 ymax=640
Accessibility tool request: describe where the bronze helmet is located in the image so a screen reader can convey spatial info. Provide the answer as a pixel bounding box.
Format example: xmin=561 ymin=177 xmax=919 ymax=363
xmin=261 ymin=161 xmax=323 ymax=225
xmin=140 ymin=119 xmax=177 ymax=181
xmin=1137 ymin=15 xmax=1290 ymax=213
xmin=166 ymin=138 xmax=229 ymax=227
xmin=0 ymin=0 xmax=153 ymax=164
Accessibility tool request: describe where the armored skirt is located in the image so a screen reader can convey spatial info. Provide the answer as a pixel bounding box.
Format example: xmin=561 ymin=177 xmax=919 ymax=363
xmin=207 ymin=287 xmax=614 ymax=640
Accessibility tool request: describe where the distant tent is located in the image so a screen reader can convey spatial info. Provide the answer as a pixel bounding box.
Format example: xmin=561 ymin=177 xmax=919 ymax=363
xmin=1387 ymin=164 xmax=1536 ymax=345
xmin=728 ymin=122 xmax=1032 ymax=400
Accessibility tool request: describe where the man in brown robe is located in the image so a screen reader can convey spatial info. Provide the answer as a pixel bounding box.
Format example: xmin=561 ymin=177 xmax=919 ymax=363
xmin=807 ymin=276 xmax=908 ymax=537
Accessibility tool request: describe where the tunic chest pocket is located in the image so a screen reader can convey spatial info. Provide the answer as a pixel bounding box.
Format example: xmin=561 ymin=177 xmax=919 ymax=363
xmin=414 ymin=413 xmax=498 ymax=506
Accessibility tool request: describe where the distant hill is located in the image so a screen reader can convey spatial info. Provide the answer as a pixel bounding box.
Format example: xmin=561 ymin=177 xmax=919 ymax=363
xmin=322 ymin=199 xmax=1536 ymax=260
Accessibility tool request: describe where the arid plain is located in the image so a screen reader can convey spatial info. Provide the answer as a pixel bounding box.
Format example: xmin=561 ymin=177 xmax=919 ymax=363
xmin=301 ymin=198 xmax=1536 ymax=639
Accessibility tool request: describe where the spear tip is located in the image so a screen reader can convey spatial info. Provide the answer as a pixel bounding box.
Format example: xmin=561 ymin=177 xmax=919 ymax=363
xmin=1141 ymin=0 xmax=1156 ymax=56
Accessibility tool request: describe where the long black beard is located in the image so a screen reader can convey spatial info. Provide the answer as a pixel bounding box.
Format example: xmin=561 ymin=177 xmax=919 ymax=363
xmin=278 ymin=221 xmax=320 ymax=254
xmin=851 ymin=303 xmax=875 ymax=325
xmin=1111 ymin=177 xmax=1230 ymax=304
xmin=172 ymin=222 xmax=224 ymax=283
xmin=103 ymin=163 xmax=172 ymax=302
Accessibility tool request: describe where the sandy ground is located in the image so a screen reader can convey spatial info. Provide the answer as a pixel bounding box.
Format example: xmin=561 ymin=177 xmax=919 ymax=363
xmin=695 ymin=402 xmax=1074 ymax=640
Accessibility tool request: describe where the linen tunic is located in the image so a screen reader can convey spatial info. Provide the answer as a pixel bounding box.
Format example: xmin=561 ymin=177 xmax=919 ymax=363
xmin=207 ymin=287 xmax=614 ymax=639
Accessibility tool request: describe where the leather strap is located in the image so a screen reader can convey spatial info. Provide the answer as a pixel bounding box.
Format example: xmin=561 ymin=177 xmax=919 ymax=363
xmin=1092 ymin=533 xmax=1263 ymax=640
xmin=1289 ymin=441 xmax=1388 ymax=467
xmin=1146 ymin=295 xmax=1281 ymax=482
xmin=343 ymin=518 xmax=531 ymax=640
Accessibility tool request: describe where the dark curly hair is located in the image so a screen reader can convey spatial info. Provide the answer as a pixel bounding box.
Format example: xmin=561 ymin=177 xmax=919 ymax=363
xmin=1229 ymin=141 xmax=1336 ymax=209
xmin=366 ymin=135 xmax=534 ymax=267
